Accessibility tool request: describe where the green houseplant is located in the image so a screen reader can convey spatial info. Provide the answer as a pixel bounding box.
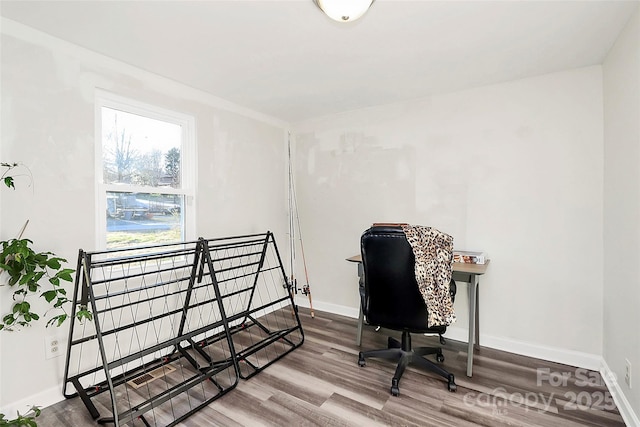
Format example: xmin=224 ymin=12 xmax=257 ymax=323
xmin=0 ymin=162 xmax=91 ymax=426
xmin=0 ymin=237 xmax=76 ymax=330
xmin=0 ymin=162 xmax=91 ymax=330
xmin=0 ymin=407 xmax=41 ymax=427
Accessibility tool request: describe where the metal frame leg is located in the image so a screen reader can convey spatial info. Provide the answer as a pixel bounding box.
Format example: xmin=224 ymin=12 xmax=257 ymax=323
xmin=475 ymin=283 xmax=480 ymax=350
xmin=467 ymin=275 xmax=479 ymax=377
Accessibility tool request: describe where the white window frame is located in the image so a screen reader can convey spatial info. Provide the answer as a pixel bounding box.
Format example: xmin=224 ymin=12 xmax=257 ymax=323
xmin=95 ymin=90 xmax=197 ymax=249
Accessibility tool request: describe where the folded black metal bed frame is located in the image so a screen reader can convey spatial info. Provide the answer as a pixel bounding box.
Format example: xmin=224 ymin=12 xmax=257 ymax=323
xmin=62 ymin=232 xmax=304 ymax=427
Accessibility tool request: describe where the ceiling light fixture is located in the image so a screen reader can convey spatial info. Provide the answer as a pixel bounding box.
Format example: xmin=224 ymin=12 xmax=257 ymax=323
xmin=313 ymin=0 xmax=375 ymax=23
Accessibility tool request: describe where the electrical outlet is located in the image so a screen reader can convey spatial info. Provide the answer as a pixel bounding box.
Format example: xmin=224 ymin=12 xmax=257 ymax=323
xmin=45 ymin=336 xmax=62 ymax=359
xmin=625 ymin=359 xmax=632 ymax=388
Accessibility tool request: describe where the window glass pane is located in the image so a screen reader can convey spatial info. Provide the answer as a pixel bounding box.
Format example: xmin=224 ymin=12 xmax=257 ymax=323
xmin=102 ymin=107 xmax=182 ymax=188
xmin=106 ymin=191 xmax=184 ymax=248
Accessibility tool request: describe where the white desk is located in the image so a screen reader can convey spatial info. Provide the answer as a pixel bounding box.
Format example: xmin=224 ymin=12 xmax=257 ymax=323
xmin=346 ymin=255 xmax=489 ymax=377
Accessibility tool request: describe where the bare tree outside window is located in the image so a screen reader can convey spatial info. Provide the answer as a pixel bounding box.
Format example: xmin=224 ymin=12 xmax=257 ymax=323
xmin=135 ymin=149 xmax=164 ymax=187
xmin=103 ymin=114 xmax=138 ymax=184
xmin=100 ymin=106 xmax=186 ymax=248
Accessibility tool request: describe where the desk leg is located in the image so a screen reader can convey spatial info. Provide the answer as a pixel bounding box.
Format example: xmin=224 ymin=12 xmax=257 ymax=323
xmin=475 ymin=282 xmax=480 ymax=350
xmin=467 ymin=275 xmax=479 ymax=377
xmin=356 ymin=304 xmax=363 ymax=346
xmin=356 ymin=265 xmax=365 ymax=346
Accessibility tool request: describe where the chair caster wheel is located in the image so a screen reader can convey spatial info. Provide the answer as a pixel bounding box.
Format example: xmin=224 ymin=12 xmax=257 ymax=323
xmin=391 ymin=378 xmax=400 ymax=396
xmin=447 ymin=374 xmax=457 ymax=392
xmin=358 ymin=353 xmax=366 ymax=367
xmin=436 ymin=353 xmax=445 ymax=363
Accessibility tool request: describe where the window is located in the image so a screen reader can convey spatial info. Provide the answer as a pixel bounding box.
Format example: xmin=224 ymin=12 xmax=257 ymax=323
xmin=96 ymin=92 xmax=196 ymax=249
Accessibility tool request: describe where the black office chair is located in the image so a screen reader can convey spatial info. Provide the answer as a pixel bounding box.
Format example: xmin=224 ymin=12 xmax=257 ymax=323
xmin=357 ymin=225 xmax=457 ymax=395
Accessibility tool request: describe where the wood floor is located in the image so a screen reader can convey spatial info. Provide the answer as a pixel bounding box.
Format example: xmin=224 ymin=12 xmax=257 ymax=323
xmin=37 ymin=308 xmax=626 ymax=426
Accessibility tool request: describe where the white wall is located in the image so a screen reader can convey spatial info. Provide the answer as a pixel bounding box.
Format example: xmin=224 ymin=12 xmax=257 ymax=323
xmin=293 ymin=66 xmax=604 ymax=363
xmin=603 ymin=5 xmax=640 ymax=424
xmin=2 ymin=8 xmax=637 ymax=423
xmin=0 ymin=21 xmax=288 ymax=413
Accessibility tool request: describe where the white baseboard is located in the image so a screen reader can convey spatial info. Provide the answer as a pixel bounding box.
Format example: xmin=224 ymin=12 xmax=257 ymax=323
xmin=2 ymin=386 xmax=63 ymax=419
xmin=601 ymin=359 xmax=640 ymax=427
xmin=444 ymin=326 xmax=602 ymax=371
xmin=295 ymin=295 xmax=360 ymax=319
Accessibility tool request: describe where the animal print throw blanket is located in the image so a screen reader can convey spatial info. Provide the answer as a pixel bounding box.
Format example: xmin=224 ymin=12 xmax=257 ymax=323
xmin=401 ymin=224 xmax=456 ymax=327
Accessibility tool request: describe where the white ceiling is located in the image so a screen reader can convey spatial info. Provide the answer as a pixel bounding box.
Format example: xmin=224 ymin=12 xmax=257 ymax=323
xmin=1 ymin=0 xmax=637 ymax=123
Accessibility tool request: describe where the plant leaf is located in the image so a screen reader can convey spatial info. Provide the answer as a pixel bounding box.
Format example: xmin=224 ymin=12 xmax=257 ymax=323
xmin=3 ymin=176 xmax=14 ymax=189
xmin=46 ymin=258 xmax=61 ymax=269
xmin=41 ymin=290 xmax=57 ymax=303
xmin=57 ymin=269 xmax=74 ymax=282
xmin=77 ymin=309 xmax=93 ymax=322
xmin=56 ymin=314 xmax=67 ymax=327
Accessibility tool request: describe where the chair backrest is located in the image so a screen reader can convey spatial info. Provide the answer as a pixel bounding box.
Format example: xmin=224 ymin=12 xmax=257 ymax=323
xmin=360 ymin=225 xmax=445 ymax=333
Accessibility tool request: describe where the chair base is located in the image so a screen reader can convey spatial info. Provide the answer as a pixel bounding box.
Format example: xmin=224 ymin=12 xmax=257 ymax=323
xmin=358 ymin=331 xmax=457 ymax=396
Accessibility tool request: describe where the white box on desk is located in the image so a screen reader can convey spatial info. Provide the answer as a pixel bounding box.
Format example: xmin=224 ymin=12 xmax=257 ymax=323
xmin=453 ymin=250 xmax=487 ymax=264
